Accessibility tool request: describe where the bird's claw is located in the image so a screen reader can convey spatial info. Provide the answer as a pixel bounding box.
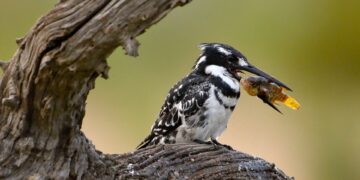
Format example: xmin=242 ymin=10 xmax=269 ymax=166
xmin=193 ymin=139 xmax=212 ymax=145
xmin=210 ymin=138 xmax=234 ymax=151
xmin=194 ymin=139 xmax=234 ymax=151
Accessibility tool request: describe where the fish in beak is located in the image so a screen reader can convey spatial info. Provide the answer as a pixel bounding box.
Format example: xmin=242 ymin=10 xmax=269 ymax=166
xmin=240 ymin=76 xmax=300 ymax=113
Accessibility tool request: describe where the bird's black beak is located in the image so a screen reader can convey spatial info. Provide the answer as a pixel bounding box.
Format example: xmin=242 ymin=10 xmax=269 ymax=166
xmin=237 ymin=61 xmax=292 ymax=91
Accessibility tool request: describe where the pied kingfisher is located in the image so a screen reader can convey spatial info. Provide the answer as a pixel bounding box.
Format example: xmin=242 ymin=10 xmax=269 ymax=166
xmin=137 ymin=43 xmax=290 ymax=149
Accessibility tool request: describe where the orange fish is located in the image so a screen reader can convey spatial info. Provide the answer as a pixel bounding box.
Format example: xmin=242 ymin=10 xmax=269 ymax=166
xmin=240 ymin=76 xmax=300 ymax=113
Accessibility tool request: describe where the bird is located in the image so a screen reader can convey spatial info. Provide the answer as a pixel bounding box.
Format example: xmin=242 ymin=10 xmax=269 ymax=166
xmin=137 ymin=43 xmax=291 ymax=150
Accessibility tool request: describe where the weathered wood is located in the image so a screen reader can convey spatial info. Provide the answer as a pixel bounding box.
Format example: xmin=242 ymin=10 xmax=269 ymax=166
xmin=0 ymin=0 xmax=292 ymax=179
xmin=113 ymin=144 xmax=291 ymax=179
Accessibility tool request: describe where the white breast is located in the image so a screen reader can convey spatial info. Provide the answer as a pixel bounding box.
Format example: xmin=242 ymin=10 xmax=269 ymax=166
xmin=192 ymin=86 xmax=238 ymax=141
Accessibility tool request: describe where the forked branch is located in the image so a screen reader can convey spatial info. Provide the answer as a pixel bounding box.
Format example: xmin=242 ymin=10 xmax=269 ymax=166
xmin=0 ymin=0 xmax=291 ymax=179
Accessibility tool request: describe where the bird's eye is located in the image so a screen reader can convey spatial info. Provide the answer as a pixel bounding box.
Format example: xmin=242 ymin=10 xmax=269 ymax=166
xmin=229 ymin=55 xmax=238 ymax=63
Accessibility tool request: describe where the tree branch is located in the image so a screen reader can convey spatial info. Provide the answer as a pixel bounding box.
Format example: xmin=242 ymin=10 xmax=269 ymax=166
xmin=0 ymin=0 xmax=292 ymax=179
xmin=113 ymin=144 xmax=291 ymax=179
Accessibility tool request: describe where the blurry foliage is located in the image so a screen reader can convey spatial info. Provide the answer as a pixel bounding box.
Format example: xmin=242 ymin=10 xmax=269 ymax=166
xmin=0 ymin=0 xmax=359 ymax=179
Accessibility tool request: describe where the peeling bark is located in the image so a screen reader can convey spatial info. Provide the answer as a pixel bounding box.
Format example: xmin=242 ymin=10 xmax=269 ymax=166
xmin=0 ymin=0 xmax=292 ymax=179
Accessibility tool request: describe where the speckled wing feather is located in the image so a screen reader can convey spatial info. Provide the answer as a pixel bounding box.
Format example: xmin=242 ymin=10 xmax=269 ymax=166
xmin=137 ymin=73 xmax=210 ymax=149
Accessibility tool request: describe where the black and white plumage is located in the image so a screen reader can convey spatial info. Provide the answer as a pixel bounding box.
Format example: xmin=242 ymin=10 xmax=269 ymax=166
xmin=137 ymin=43 xmax=290 ymax=149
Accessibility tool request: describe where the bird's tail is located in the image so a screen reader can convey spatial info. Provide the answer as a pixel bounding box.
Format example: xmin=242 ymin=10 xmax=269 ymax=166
xmin=136 ymin=134 xmax=154 ymax=149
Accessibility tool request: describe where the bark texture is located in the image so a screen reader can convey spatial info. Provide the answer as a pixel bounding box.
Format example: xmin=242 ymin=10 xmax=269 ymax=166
xmin=0 ymin=0 xmax=292 ymax=179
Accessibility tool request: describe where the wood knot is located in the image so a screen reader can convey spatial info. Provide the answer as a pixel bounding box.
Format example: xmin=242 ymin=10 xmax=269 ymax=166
xmin=2 ymin=79 xmax=20 ymax=109
xmin=178 ymin=0 xmax=192 ymax=6
xmin=123 ymin=37 xmax=140 ymax=57
xmin=0 ymin=60 xmax=10 ymax=72
xmin=95 ymin=60 xmax=110 ymax=79
xmin=2 ymin=95 xmax=20 ymax=108
xmin=16 ymin=37 xmax=25 ymax=49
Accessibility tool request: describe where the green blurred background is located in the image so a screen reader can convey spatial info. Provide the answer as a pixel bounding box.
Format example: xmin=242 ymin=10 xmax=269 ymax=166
xmin=1 ymin=0 xmax=360 ymax=179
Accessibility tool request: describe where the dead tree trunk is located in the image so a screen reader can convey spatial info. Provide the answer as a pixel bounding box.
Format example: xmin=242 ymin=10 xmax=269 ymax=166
xmin=0 ymin=0 xmax=292 ymax=179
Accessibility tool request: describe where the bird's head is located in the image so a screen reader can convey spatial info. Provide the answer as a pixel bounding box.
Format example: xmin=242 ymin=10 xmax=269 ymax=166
xmin=194 ymin=43 xmax=291 ymax=91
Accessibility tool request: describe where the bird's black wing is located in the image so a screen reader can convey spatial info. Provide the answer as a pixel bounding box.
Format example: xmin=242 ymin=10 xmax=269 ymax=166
xmin=137 ymin=73 xmax=210 ymax=149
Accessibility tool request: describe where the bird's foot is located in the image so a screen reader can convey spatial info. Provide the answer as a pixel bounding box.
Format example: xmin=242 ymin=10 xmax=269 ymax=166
xmin=193 ymin=139 xmax=212 ymax=145
xmin=193 ymin=139 xmax=234 ymax=151
xmin=210 ymin=138 xmax=234 ymax=151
